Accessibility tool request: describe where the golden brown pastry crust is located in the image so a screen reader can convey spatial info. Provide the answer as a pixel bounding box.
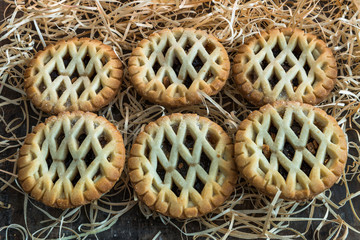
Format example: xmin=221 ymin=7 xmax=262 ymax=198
xmin=129 ymin=28 xmax=230 ymax=108
xmin=17 ymin=111 xmax=125 ymax=209
xmin=24 ymin=38 xmax=123 ymax=114
xmin=234 ymin=101 xmax=347 ymax=201
xmin=233 ymin=28 xmax=337 ymax=106
xmin=128 ymin=113 xmax=237 ymax=218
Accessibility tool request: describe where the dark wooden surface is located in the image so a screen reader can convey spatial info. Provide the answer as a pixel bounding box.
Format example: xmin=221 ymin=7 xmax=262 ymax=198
xmin=1 ymin=1 xmax=360 ymax=240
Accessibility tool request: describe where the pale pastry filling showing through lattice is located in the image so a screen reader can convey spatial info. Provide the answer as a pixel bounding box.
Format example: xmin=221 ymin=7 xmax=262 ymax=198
xmin=139 ymin=32 xmax=224 ymax=96
xmin=244 ymin=35 xmax=327 ymax=98
xmin=31 ymin=118 xmax=113 ymax=199
xmin=140 ymin=122 xmax=227 ymax=208
xmin=33 ymin=43 xmax=111 ymax=106
xmin=246 ymin=108 xmax=337 ymax=191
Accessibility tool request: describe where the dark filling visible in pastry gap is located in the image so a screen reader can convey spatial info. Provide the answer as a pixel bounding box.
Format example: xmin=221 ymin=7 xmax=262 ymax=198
xmin=162 ymin=137 xmax=172 ymax=159
xmin=184 ymin=134 xmax=195 ymax=152
xmin=78 ymin=133 xmax=87 ymax=145
xmin=260 ymin=58 xmax=267 ymax=70
xmin=247 ymin=68 xmax=258 ymax=83
xmin=171 ymin=182 xmax=182 ymax=197
xmin=162 ymin=39 xmax=170 ymax=56
xmin=71 ymin=170 xmax=81 ymax=186
xmin=292 ymin=77 xmax=300 ymax=91
xmin=63 ymin=52 xmax=71 ymax=68
xmin=278 ymin=164 xmax=288 ymax=180
xmin=283 ymin=142 xmax=295 ymax=160
xmin=291 ymin=118 xmax=302 ymax=137
xmin=182 ymin=74 xmax=193 ymax=88
xmin=64 ymin=151 xmax=73 ymax=169
xmin=269 ymin=125 xmax=278 ymax=141
xmin=83 ymin=54 xmax=91 ymax=67
xmin=281 ymin=60 xmax=292 ymax=72
xmin=269 ymin=72 xmax=280 ymax=89
xmin=300 ymin=160 xmax=312 ymax=176
xmin=70 ymin=69 xmax=80 ymax=82
xmin=304 ymin=61 xmax=311 ymax=75
xmin=98 ymin=134 xmax=109 ymax=148
xmin=306 ymin=138 xmax=319 ymax=155
xmin=171 ymin=122 xmax=179 ymax=134
xmin=176 ymin=155 xmax=189 ymax=179
xmin=153 ymin=60 xmax=161 ymax=74
xmin=56 ymin=82 xmax=67 ymax=98
xmin=46 ymin=153 xmax=53 ymax=169
xmin=76 ymin=83 xmax=85 ymax=96
xmin=324 ymin=153 xmax=330 ymax=165
xmin=293 ymin=44 xmax=302 ymax=59
xmin=56 ymin=132 xmax=65 ymax=147
xmin=194 ymin=175 xmax=205 ymax=193
xmin=157 ymin=162 xmax=166 ymax=182
xmin=100 ymin=55 xmax=109 ymax=66
xmin=173 ymin=56 xmax=181 ymax=76
xmin=199 ymin=152 xmax=211 ymax=173
xmin=206 ymin=132 xmax=218 ymax=149
xmin=50 ymin=69 xmax=60 ymax=81
xmin=162 ymin=75 xmax=170 ymax=88
xmin=204 ymin=41 xmax=215 ymax=54
xmin=262 ymin=144 xmax=271 ymax=160
xmin=38 ymin=81 xmax=47 ymax=93
xmin=192 ymin=55 xmax=204 ymax=72
xmin=272 ymin=42 xmax=281 ymax=57
xmin=184 ymin=40 xmax=192 ymax=53
xmin=84 ymin=148 xmax=96 ymax=166
xmin=314 ymin=119 xmax=325 ymax=132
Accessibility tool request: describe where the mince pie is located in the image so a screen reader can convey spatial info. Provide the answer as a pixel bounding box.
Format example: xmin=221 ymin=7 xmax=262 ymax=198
xmin=234 ymin=101 xmax=347 ymax=200
xmin=128 ymin=113 xmax=237 ymax=218
xmin=129 ymin=28 xmax=230 ymax=107
xmin=24 ymin=38 xmax=123 ymax=114
xmin=233 ymin=28 xmax=337 ymax=106
xmin=17 ymin=111 xmax=125 ymax=208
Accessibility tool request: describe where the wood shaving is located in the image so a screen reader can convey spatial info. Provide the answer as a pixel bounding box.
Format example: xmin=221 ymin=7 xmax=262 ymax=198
xmin=0 ymin=0 xmax=359 ymax=239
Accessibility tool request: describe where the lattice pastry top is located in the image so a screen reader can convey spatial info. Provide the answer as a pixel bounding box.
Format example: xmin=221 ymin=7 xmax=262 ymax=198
xmin=17 ymin=111 xmax=125 ymax=208
xmin=234 ymin=101 xmax=347 ymax=200
xmin=129 ymin=28 xmax=230 ymax=107
xmin=24 ymin=38 xmax=123 ymax=114
xmin=128 ymin=113 xmax=237 ymax=218
xmin=233 ymin=28 xmax=337 ymax=106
